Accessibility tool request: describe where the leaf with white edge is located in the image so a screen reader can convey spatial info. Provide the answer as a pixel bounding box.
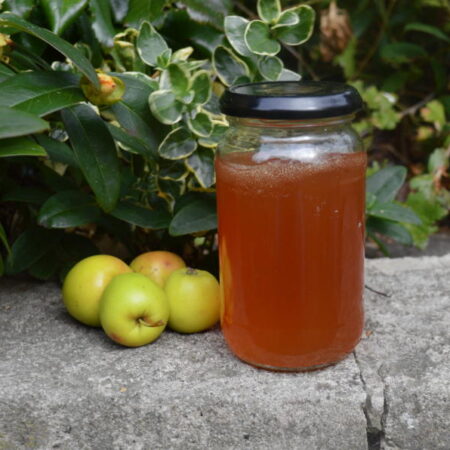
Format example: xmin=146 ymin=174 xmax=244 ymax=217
xmin=125 ymin=0 xmax=166 ymax=28
xmin=0 ymin=137 xmax=47 ymax=157
xmin=274 ymin=5 xmax=315 ymax=46
xmin=159 ymin=159 xmax=189 ymax=181
xmin=191 ymin=71 xmax=211 ymax=105
xmin=110 ymin=201 xmax=171 ymax=229
xmin=136 ymin=20 xmax=169 ymax=67
xmin=158 ymin=127 xmax=197 ymax=160
xmin=278 ymin=68 xmax=301 ymax=81
xmin=38 ymin=190 xmax=101 ymax=228
xmin=257 ymin=0 xmax=281 ymax=24
xmin=61 ymin=104 xmax=120 ymax=212
xmin=187 ymin=112 xmax=213 ymax=137
xmin=169 ymin=197 xmax=217 ymax=236
xmin=272 ymin=9 xmax=299 ymax=29
xmin=245 ymin=20 xmax=280 ymax=56
xmin=107 ymin=123 xmax=152 ymax=158
xmin=0 ymin=106 xmax=49 ymax=139
xmin=0 ymin=13 xmax=99 ymax=88
xmin=224 ymin=15 xmax=252 ymax=56
xmin=156 ymin=48 xmax=172 ymax=69
xmin=186 ymin=147 xmax=215 ymax=188
xmin=198 ymin=121 xmax=228 ymax=148
xmin=258 ymin=55 xmax=283 ymax=80
xmin=172 ymin=46 xmax=194 ymax=61
xmin=149 ymin=90 xmax=184 ymax=125
xmin=213 ymin=45 xmax=250 ymax=86
xmin=166 ymin=63 xmax=190 ymax=98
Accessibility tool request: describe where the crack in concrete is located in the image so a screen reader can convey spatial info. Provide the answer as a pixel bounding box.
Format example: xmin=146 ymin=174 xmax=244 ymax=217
xmin=353 ymin=351 xmax=386 ymax=450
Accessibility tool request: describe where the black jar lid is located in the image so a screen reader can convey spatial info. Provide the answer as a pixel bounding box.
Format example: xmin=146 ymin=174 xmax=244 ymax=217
xmin=219 ymin=81 xmax=363 ymax=120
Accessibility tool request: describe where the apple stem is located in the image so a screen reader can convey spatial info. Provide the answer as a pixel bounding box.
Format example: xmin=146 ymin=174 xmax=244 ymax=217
xmin=138 ymin=317 xmax=165 ymax=328
xmin=186 ymin=267 xmax=197 ymax=275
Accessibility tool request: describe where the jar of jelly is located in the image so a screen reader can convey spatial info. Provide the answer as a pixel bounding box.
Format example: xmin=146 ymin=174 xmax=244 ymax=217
xmin=216 ymin=81 xmax=365 ymax=371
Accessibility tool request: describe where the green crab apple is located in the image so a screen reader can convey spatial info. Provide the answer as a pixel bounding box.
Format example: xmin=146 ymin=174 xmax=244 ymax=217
xmin=130 ymin=250 xmax=185 ymax=287
xmin=99 ymin=272 xmax=170 ymax=347
xmin=165 ymin=267 xmax=220 ymax=334
xmin=62 ymin=254 xmax=131 ymax=327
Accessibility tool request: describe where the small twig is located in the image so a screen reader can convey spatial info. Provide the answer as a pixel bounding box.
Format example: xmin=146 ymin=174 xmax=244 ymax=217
xmin=365 ymin=284 xmax=391 ymax=298
xmin=233 ymin=1 xmax=319 ymax=80
xmin=399 ymin=93 xmax=434 ymax=118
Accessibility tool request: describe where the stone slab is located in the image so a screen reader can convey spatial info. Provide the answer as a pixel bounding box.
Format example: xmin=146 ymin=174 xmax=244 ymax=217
xmin=0 ymin=254 xmax=449 ymax=449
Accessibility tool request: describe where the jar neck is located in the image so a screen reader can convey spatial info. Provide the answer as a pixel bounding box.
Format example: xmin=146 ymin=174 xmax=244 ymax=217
xmin=228 ymin=115 xmax=355 ymax=129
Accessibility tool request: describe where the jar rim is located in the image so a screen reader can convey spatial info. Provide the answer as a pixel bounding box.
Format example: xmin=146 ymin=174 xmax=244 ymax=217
xmin=220 ymin=81 xmax=363 ymax=120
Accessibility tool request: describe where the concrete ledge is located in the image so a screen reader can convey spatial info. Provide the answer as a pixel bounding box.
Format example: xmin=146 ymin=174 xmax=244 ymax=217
xmin=0 ymin=255 xmax=449 ymax=449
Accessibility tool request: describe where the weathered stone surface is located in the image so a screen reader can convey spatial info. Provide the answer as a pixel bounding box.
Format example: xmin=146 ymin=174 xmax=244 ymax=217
xmin=360 ymin=255 xmax=450 ymax=450
xmin=0 ymin=254 xmax=449 ymax=450
xmin=0 ymin=280 xmax=367 ymax=450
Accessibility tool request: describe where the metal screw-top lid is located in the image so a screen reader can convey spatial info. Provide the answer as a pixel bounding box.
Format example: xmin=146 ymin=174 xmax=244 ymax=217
xmin=220 ymin=81 xmax=363 ymax=120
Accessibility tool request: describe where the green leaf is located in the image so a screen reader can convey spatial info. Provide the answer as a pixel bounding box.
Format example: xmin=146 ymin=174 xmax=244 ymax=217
xmin=137 ymin=20 xmax=170 ymax=67
xmin=245 ymin=20 xmax=280 ymax=56
xmin=405 ymin=22 xmax=450 ymax=43
xmin=110 ymin=101 xmax=159 ymax=156
xmin=0 ymin=222 xmax=11 ymax=254
xmin=159 ymin=159 xmax=189 ymax=181
xmin=278 ymin=68 xmax=301 ymax=81
xmin=2 ymin=186 xmax=50 ymax=205
xmin=420 ymin=100 xmax=446 ymax=128
xmin=178 ymin=0 xmax=232 ymax=29
xmin=273 ymin=10 xmax=299 ymax=28
xmin=6 ymin=227 xmax=62 ymax=274
xmin=368 ymin=202 xmax=422 ymax=225
xmin=366 ymin=166 xmax=406 ymax=203
xmin=213 ymin=45 xmax=250 ymax=86
xmin=158 ymin=127 xmax=197 ymax=160
xmin=187 ymin=112 xmax=213 ymax=137
xmin=0 ymin=137 xmax=47 ymax=157
xmin=0 ymin=71 xmax=84 ymax=116
xmin=428 ymin=148 xmax=449 ymax=173
xmin=224 ymin=16 xmax=252 ymax=57
xmin=165 ymin=63 xmax=190 ymax=98
xmin=41 ymin=0 xmax=88 ymax=35
xmin=366 ymin=217 xmax=413 ymax=245
xmin=35 ymin=135 xmax=78 ymax=167
xmin=186 ymin=147 xmax=215 ymax=188
xmin=381 ymin=42 xmax=427 ymax=63
xmin=257 ymin=0 xmax=281 ymax=23
xmin=38 ymin=190 xmax=101 ymax=228
xmin=149 ymin=90 xmax=184 ymax=125
xmin=198 ymin=121 xmax=228 ymax=148
xmin=273 ymin=5 xmax=315 ymax=46
xmin=169 ymin=197 xmax=217 ymax=236
xmin=335 ymin=37 xmax=357 ymax=79
xmin=3 ymin=0 xmax=34 ymax=18
xmin=110 ymin=201 xmax=171 ymax=229
xmin=191 ymin=70 xmax=212 ymax=105
xmin=125 ymin=0 xmax=166 ymax=28
xmin=0 ymin=107 xmax=49 ymax=138
xmin=0 ymin=62 xmax=14 ymax=82
xmin=61 ymin=104 xmax=120 ymax=212
xmin=107 ymin=123 xmax=152 ymax=158
xmin=89 ymin=0 xmax=116 ymax=47
xmin=0 ymin=13 xmax=99 ymax=88
xmin=258 ymin=55 xmax=283 ymax=80
xmin=110 ymin=0 xmax=129 ymax=22
xmin=28 ymin=247 xmax=60 ymax=280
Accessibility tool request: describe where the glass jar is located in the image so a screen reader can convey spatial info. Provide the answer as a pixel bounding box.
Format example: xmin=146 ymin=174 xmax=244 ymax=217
xmin=216 ymin=81 xmax=365 ymax=371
